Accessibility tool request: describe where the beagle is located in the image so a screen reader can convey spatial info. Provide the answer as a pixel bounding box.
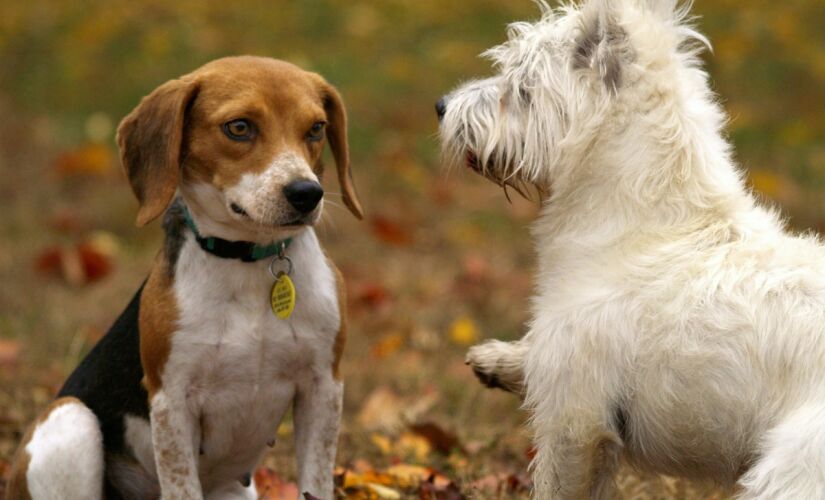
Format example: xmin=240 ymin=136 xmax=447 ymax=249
xmin=7 ymin=56 xmax=363 ymax=500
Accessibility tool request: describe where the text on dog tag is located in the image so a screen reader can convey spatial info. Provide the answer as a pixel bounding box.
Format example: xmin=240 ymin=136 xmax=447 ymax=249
xmin=270 ymin=272 xmax=296 ymax=319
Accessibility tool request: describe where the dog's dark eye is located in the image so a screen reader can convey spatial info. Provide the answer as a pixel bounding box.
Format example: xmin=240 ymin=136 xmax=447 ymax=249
xmin=223 ymin=119 xmax=255 ymax=141
xmin=307 ymin=121 xmax=326 ymax=142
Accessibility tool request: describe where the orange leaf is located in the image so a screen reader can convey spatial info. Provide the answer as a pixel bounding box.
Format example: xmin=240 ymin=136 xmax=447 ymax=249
xmin=254 ymin=467 xmax=299 ymax=500
xmin=53 ymin=144 xmax=113 ymax=177
xmin=371 ymin=332 xmax=405 ymax=359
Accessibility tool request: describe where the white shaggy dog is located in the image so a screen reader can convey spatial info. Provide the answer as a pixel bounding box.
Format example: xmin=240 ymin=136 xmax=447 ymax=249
xmin=437 ymin=1 xmax=825 ymax=498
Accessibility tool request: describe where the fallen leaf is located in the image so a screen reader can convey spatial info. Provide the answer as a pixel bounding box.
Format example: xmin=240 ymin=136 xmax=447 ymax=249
xmin=0 ymin=339 xmax=21 ymax=368
xmin=370 ymin=433 xmax=393 ymax=455
xmin=408 ymin=422 xmax=464 ymax=455
xmin=365 ymin=483 xmax=402 ymax=499
xmin=370 ymin=215 xmax=412 ymax=246
xmin=448 ymin=317 xmax=478 ymax=346
xmin=34 ymin=235 xmax=116 ymax=285
xmin=53 ymin=143 xmax=113 ymax=177
xmin=417 ymin=474 xmax=466 ymax=500
xmin=337 ymin=463 xmax=466 ymax=500
xmin=395 ymin=432 xmax=432 ymax=462
xmin=385 ymin=464 xmax=446 ymax=489
xmin=357 ymin=387 xmax=404 ymax=431
xmin=77 ymin=241 xmax=112 ymax=282
xmin=371 ymin=332 xmax=405 ymax=359
xmin=254 ymin=467 xmax=299 ymax=500
xmin=354 ymin=281 xmax=392 ymax=311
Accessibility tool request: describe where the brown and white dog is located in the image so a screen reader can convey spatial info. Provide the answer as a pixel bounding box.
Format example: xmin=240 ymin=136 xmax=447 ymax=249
xmin=6 ymin=56 xmax=363 ymax=500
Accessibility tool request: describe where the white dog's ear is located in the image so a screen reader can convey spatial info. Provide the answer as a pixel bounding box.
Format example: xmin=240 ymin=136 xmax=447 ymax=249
xmin=574 ymin=0 xmax=633 ymax=94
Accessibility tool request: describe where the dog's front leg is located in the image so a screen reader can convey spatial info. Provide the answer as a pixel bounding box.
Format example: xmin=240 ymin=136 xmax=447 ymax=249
xmin=150 ymin=389 xmax=203 ymax=499
xmin=466 ymin=338 xmax=528 ymax=394
xmin=526 ymin=325 xmax=626 ymax=499
xmin=293 ymin=370 xmax=343 ymax=499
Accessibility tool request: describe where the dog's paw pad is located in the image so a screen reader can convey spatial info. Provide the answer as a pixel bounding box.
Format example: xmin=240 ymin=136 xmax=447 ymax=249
xmin=471 ymin=365 xmax=503 ymax=389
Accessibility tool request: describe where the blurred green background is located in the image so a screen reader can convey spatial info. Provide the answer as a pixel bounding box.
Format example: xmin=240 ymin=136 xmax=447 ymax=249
xmin=0 ymin=1 xmax=823 ymax=497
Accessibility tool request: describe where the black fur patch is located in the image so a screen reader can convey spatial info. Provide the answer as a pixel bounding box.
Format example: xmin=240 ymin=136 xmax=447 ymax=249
xmin=613 ymin=402 xmax=629 ymax=443
xmin=162 ymin=198 xmax=187 ymax=277
xmin=58 ymin=285 xmax=151 ymax=497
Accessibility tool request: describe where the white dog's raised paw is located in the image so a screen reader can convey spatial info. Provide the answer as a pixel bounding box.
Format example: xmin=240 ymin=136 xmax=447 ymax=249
xmin=465 ymin=340 xmax=526 ymax=395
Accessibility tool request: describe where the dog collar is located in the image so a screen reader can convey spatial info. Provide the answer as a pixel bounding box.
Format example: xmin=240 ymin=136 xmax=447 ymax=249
xmin=181 ymin=205 xmax=292 ymax=262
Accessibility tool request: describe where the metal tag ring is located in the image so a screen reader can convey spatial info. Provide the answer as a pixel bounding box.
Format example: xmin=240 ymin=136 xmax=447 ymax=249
xmin=269 ymin=255 xmax=293 ymax=278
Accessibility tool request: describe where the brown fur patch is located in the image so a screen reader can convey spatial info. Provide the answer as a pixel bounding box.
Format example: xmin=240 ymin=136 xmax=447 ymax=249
xmin=5 ymin=397 xmax=85 ymax=500
xmin=313 ymin=75 xmax=363 ymax=219
xmin=327 ymin=259 xmax=348 ymax=380
xmin=117 ymin=78 xmax=200 ymax=227
xmin=179 ymin=58 xmax=331 ymax=192
xmin=139 ymin=253 xmax=179 ymax=396
xmin=117 ymin=56 xmax=363 ymax=227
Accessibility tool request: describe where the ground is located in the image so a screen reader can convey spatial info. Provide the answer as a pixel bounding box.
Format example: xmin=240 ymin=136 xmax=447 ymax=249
xmin=0 ymin=1 xmax=823 ymax=498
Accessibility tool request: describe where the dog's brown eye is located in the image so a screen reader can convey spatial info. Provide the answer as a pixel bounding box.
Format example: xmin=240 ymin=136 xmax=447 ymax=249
xmin=307 ymin=121 xmax=326 ymax=142
xmin=223 ymin=119 xmax=255 ymax=141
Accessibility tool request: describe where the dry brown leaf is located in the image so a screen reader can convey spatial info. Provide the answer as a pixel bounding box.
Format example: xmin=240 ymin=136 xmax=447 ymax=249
xmin=357 ymin=387 xmax=404 ymax=432
xmin=408 ymin=422 xmax=464 ymax=455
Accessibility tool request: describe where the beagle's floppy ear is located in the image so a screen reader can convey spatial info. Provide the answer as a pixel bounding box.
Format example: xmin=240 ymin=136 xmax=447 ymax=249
xmin=322 ymin=83 xmax=364 ymax=219
xmin=117 ymin=78 xmax=199 ymax=226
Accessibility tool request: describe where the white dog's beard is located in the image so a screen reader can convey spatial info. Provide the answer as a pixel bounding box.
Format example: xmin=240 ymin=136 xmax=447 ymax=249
xmin=441 ymin=133 xmax=535 ymax=200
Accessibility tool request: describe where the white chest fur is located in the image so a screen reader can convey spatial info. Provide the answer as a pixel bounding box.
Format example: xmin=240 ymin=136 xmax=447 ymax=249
xmin=131 ymin=229 xmax=341 ymax=490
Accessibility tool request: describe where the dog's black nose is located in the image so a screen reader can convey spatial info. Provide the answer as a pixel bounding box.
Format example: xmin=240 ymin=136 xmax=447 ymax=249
xmin=435 ymin=97 xmax=447 ymax=121
xmin=283 ymin=180 xmax=324 ymax=214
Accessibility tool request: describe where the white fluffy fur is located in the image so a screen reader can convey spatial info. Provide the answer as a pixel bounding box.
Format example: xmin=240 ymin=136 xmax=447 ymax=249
xmin=145 ymin=225 xmax=342 ymax=499
xmin=21 ymin=151 xmax=342 ymax=499
xmin=142 ymin=149 xmax=343 ymax=498
xmin=25 ymin=400 xmax=104 ymax=500
xmin=182 ymin=151 xmax=322 ymax=245
xmin=442 ymin=1 xmax=825 ymax=498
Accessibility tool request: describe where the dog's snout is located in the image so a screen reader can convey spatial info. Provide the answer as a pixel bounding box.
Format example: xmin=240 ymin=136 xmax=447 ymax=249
xmin=435 ymin=97 xmax=447 ymax=121
xmin=283 ymin=180 xmax=324 ymax=214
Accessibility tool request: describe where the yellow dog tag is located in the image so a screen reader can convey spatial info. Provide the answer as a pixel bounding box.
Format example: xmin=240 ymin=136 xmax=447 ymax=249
xmin=270 ymin=272 xmax=296 ymax=319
